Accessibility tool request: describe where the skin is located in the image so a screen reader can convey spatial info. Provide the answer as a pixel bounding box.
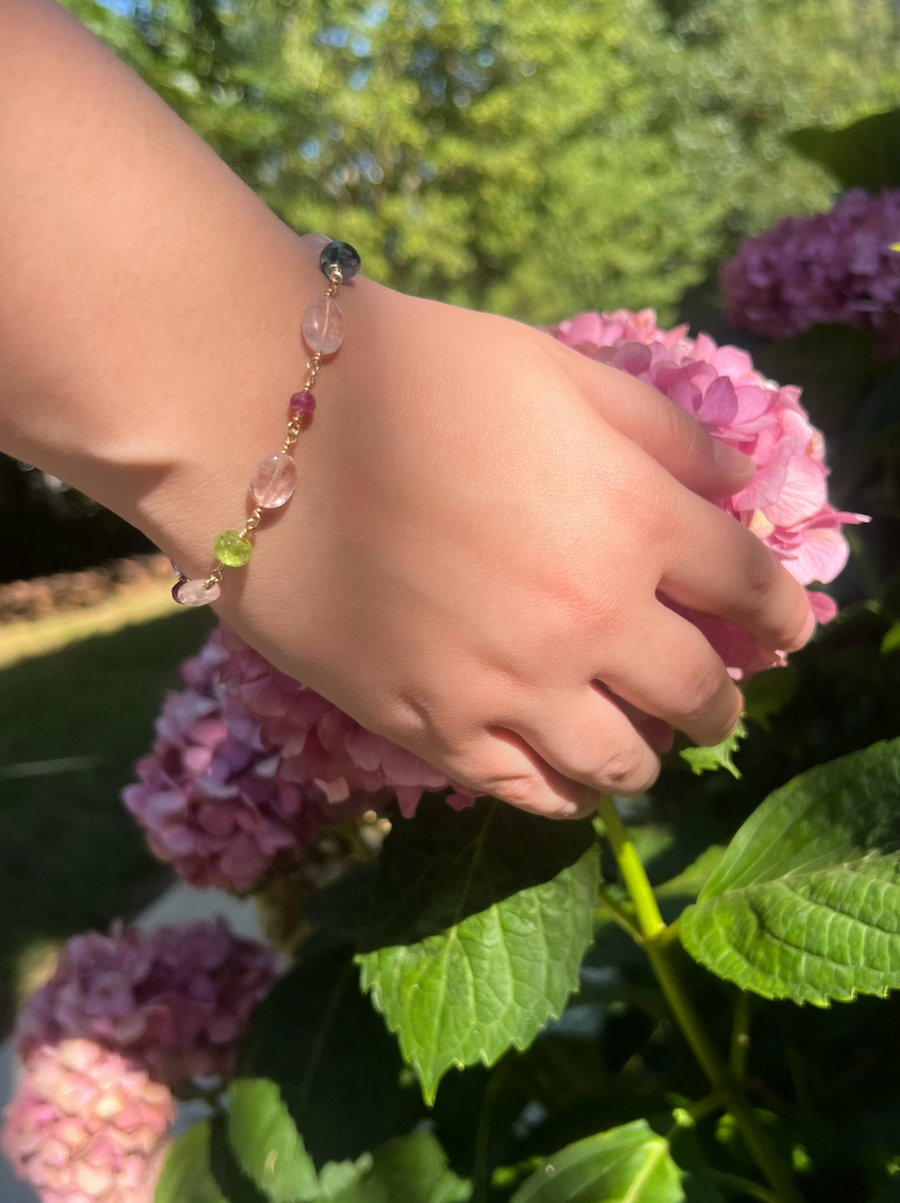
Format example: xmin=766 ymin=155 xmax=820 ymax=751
xmin=0 ymin=0 xmax=814 ymax=818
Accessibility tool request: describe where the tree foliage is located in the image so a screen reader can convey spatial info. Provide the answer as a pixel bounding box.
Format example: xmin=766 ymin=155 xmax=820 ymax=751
xmin=65 ymin=0 xmax=900 ymax=323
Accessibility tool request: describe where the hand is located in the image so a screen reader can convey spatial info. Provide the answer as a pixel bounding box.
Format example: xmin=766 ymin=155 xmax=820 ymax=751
xmin=187 ymin=237 xmax=812 ymax=819
xmin=0 ymin=4 xmax=812 ymax=818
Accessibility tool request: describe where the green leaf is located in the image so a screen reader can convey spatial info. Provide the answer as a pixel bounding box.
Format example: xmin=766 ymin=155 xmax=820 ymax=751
xmin=155 ymin=1122 xmax=227 ymax=1203
xmin=210 ymin=1113 xmax=272 ymax=1203
xmin=357 ymin=796 xmax=599 ymax=1103
xmin=786 ymin=109 xmax=900 ymax=193
xmin=881 ymin=620 xmax=900 ymax=655
xmin=237 ymin=946 xmax=407 ymax=1168
xmin=510 ymin=1118 xmax=726 ymax=1202
xmin=656 ymin=846 xmax=727 ymax=903
xmin=681 ymin=738 xmax=900 ymax=1004
xmin=327 ymin=1132 xmax=471 ymax=1203
xmin=742 ymin=666 xmax=800 ymax=732
xmin=679 ymin=721 xmax=745 ymax=778
xmin=227 ymin=1079 xmax=319 ymax=1202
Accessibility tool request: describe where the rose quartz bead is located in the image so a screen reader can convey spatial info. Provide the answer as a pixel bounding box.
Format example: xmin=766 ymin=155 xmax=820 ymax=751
xmin=250 ymin=452 xmax=297 ymax=509
xmin=289 ymin=391 xmax=316 ymax=414
xmin=172 ymin=579 xmax=221 ymax=607
xmin=302 ymin=295 xmax=344 ymax=354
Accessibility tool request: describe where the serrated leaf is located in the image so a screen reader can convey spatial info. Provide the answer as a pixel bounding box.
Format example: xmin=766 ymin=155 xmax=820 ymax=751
xmin=155 ymin=1122 xmax=227 ymax=1203
xmin=786 ymin=109 xmax=900 ymax=192
xmin=510 ymin=1118 xmax=726 ymax=1203
xmin=327 ymin=1132 xmax=471 ymax=1203
xmin=237 ymin=946 xmax=407 ymax=1168
xmin=681 ymin=738 xmax=900 ymax=1004
xmin=357 ymin=796 xmax=599 ymax=1103
xmin=679 ymin=721 xmax=745 ymax=778
xmin=227 ymin=1079 xmax=318 ymax=1202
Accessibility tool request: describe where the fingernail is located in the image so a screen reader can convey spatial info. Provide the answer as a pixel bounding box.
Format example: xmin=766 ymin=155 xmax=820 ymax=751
xmin=712 ymin=440 xmax=755 ymax=480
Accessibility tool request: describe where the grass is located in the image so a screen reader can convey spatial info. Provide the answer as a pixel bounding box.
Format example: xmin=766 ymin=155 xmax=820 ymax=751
xmin=0 ymin=579 xmax=179 ymax=670
xmin=0 ymin=605 xmax=215 ymax=1033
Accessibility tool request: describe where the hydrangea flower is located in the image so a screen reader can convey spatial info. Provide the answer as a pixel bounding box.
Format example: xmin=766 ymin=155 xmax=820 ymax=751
xmin=217 ymin=624 xmax=476 ymax=819
xmin=1 ymin=1039 xmax=173 ymax=1203
xmin=548 ymin=308 xmax=866 ymax=677
xmin=16 ymin=920 xmax=277 ymax=1088
xmin=123 ymin=633 xmax=378 ymax=891
xmin=720 ymin=188 xmax=900 ymax=357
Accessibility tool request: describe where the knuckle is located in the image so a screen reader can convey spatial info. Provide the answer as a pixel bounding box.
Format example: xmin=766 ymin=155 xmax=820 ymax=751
xmin=491 ymin=772 xmax=545 ymax=810
xmin=741 ymin=543 xmax=779 ymax=612
xmin=596 ymin=745 xmax=649 ymax=793
xmin=680 ymin=657 xmax=729 ymax=726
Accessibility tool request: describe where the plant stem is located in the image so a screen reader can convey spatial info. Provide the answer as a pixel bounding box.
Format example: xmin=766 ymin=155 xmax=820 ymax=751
xmin=596 ymin=795 xmax=804 ymax=1203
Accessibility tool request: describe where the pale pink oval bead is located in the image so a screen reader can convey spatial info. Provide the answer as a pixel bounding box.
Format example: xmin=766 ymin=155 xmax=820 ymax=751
xmin=302 ymin=295 xmax=344 ymax=354
xmin=250 ymin=452 xmax=297 ymax=509
xmin=172 ymin=579 xmax=221 ymax=607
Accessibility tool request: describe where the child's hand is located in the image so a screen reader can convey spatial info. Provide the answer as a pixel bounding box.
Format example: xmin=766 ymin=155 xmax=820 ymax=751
xmin=0 ymin=5 xmax=812 ymax=819
xmin=190 ymin=242 xmax=812 ymax=819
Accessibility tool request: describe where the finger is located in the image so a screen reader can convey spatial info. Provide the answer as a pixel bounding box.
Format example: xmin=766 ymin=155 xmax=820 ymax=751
xmin=549 ymin=338 xmax=755 ymax=499
xmin=662 ymin=491 xmax=814 ymax=653
xmin=597 ymin=603 xmax=744 ymax=747
xmin=507 ymin=688 xmax=661 ymax=797
xmin=438 ymin=730 xmax=597 ymax=820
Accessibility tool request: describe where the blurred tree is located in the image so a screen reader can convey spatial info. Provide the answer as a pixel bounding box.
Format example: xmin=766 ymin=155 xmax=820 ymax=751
xmin=64 ymin=0 xmax=900 ymax=325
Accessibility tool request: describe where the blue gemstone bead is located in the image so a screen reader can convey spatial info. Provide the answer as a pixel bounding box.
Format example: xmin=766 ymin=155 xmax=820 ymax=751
xmin=319 ymin=240 xmax=361 ymax=281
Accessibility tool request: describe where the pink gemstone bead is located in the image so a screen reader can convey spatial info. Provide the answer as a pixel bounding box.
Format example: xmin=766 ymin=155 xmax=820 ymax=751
xmin=302 ymin=295 xmax=344 ymax=354
xmin=172 ymin=579 xmax=221 ymax=607
xmin=289 ymin=391 xmax=316 ymax=415
xmin=250 ymin=452 xmax=297 ymax=509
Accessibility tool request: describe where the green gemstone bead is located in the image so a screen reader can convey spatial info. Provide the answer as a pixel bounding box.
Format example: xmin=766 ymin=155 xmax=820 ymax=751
xmin=213 ymin=529 xmax=252 ymax=567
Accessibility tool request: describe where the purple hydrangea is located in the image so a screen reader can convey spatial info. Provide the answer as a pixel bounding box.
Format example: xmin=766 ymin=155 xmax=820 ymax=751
xmin=720 ymin=188 xmax=900 ymax=357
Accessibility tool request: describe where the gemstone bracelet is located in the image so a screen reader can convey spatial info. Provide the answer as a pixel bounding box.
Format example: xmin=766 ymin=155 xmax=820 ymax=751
xmin=171 ymin=239 xmax=361 ymax=607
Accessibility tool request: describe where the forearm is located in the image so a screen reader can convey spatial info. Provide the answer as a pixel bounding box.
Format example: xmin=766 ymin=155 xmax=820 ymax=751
xmin=0 ymin=0 xmax=331 ymax=573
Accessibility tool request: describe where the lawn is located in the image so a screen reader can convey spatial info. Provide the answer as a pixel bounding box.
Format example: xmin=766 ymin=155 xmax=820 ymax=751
xmin=0 ymin=606 xmax=214 ymax=1033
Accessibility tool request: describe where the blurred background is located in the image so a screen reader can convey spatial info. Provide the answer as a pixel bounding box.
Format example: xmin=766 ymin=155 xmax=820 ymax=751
xmin=2 ymin=0 xmax=900 ymax=1040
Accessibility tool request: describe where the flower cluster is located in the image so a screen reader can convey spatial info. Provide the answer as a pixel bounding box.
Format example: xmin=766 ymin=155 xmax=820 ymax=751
xmin=3 ymin=920 xmax=275 ymax=1203
xmin=216 ymin=624 xmax=475 ymax=818
xmin=549 ymin=308 xmax=865 ymax=677
xmin=1 ymin=1040 xmax=173 ymax=1203
xmin=16 ymin=920 xmax=277 ymax=1086
xmin=720 ymin=188 xmax=900 ymax=357
xmin=123 ymin=633 xmax=361 ymax=892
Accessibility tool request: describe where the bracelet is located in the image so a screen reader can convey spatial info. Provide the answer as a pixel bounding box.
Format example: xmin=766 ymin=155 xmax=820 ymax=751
xmin=171 ymin=239 xmax=361 ymax=607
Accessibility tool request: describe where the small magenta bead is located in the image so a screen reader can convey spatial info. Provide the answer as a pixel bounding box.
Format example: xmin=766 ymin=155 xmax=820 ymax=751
xmin=289 ymin=391 xmax=316 ymax=414
xmin=172 ymin=579 xmax=221 ymax=607
xmin=250 ymin=452 xmax=297 ymax=509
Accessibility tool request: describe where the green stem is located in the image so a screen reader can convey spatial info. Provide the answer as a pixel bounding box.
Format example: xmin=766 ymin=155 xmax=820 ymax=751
xmin=596 ymin=795 xmax=804 ymax=1203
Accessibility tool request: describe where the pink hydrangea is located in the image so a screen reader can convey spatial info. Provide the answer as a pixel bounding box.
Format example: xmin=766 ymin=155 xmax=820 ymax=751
xmin=1 ymin=1039 xmax=174 ymax=1203
xmin=16 ymin=920 xmax=277 ymax=1088
xmin=549 ymin=308 xmax=866 ymax=677
xmin=123 ymin=632 xmax=375 ymax=891
xmin=720 ymin=188 xmax=900 ymax=357
xmin=217 ymin=623 xmax=476 ymax=818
